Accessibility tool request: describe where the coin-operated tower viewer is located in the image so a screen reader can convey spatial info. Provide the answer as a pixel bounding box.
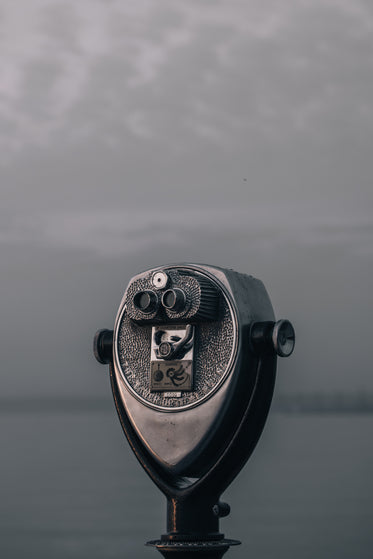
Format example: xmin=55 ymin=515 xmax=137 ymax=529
xmin=94 ymin=263 xmax=295 ymax=558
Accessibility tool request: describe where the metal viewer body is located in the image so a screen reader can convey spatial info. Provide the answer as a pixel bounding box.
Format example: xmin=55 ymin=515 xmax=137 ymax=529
xmin=93 ymin=263 xmax=295 ymax=557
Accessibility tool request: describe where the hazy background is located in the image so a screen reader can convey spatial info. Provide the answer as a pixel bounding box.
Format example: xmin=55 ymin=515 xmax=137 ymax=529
xmin=1 ymin=1 xmax=372 ymax=558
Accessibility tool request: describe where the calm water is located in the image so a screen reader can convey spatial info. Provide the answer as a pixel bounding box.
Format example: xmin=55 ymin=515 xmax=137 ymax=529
xmin=1 ymin=408 xmax=372 ymax=559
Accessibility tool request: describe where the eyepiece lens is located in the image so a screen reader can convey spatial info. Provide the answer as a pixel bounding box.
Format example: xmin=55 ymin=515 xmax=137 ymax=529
xmin=138 ymin=292 xmax=151 ymax=310
xmin=163 ymin=290 xmax=176 ymax=309
xmin=134 ymin=290 xmax=157 ymax=313
xmin=162 ymin=288 xmax=187 ymax=312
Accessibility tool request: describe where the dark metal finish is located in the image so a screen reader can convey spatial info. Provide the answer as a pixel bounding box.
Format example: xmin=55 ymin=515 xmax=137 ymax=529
xmin=162 ymin=288 xmax=187 ymax=312
xmin=126 ymin=268 xmax=221 ymax=325
xmin=93 ymin=329 xmax=113 ymax=364
xmin=212 ymin=502 xmax=230 ymax=518
xmin=134 ymin=290 xmax=159 ymax=313
xmin=250 ymin=319 xmax=295 ymax=357
xmin=147 ymin=538 xmax=240 ymax=558
xmin=93 ymin=263 xmax=295 ymax=558
xmin=272 ymin=319 xmax=295 ymax=357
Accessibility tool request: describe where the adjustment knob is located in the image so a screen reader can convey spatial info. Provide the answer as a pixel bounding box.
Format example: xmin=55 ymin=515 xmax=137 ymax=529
xmin=250 ymin=320 xmax=295 ymax=357
xmin=93 ymin=329 xmax=113 ymax=364
xmin=158 ymin=341 xmax=173 ymax=358
xmin=152 ymin=271 xmax=169 ymax=289
xmin=272 ymin=319 xmax=295 ymax=357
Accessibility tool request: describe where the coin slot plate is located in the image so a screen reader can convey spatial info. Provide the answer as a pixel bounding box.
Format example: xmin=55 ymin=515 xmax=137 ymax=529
xmin=150 ymin=325 xmax=194 ymax=392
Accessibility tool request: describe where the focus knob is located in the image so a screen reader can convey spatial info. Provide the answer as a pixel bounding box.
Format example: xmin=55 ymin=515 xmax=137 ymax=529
xmin=93 ymin=329 xmax=113 ymax=364
xmin=250 ymin=320 xmax=295 ymax=357
xmin=272 ymin=319 xmax=295 ymax=357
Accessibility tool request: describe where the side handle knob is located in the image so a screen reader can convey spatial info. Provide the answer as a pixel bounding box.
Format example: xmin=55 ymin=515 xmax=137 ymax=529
xmin=93 ymin=329 xmax=113 ymax=364
xmin=250 ymin=319 xmax=295 ymax=357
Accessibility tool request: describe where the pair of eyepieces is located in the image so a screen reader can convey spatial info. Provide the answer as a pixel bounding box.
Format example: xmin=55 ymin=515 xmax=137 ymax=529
xmin=134 ymin=288 xmax=186 ymax=314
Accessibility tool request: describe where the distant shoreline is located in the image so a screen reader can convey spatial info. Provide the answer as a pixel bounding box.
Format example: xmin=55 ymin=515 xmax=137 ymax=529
xmin=1 ymin=394 xmax=373 ymax=414
xmin=273 ymin=393 xmax=373 ymax=414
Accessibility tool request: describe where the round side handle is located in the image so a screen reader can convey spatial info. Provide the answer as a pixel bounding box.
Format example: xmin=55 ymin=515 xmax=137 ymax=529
xmin=93 ymin=329 xmax=113 ymax=364
xmin=250 ymin=320 xmax=295 ymax=357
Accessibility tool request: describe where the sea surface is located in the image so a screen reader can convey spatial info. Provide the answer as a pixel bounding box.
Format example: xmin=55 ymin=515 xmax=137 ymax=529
xmin=1 ymin=406 xmax=372 ymax=559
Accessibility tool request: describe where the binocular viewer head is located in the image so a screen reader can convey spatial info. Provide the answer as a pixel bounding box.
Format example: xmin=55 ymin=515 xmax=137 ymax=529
xmin=95 ymin=263 xmax=294 ymax=481
xmin=127 ymin=268 xmax=221 ymax=324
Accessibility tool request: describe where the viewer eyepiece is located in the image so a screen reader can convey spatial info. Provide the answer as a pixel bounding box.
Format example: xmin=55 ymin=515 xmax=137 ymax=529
xmin=161 ymin=288 xmax=186 ymax=312
xmin=134 ymin=290 xmax=158 ymax=313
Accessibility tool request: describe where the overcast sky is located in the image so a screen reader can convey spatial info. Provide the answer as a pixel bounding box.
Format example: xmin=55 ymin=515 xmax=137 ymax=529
xmin=1 ymin=0 xmax=373 ymax=399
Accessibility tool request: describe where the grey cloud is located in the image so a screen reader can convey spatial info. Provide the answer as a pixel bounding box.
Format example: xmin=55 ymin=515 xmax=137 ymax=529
xmin=2 ymin=0 xmax=373 ymax=160
xmin=1 ymin=207 xmax=372 ymax=259
xmin=0 ymin=0 xmax=372 ymax=401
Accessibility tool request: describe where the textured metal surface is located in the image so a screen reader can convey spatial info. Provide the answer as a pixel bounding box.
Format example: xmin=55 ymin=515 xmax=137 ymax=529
xmin=125 ymin=269 xmax=220 ymax=323
xmin=116 ymin=271 xmax=235 ymax=410
xmin=147 ymin=538 xmax=240 ymax=559
xmin=147 ymin=539 xmax=240 ymax=548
